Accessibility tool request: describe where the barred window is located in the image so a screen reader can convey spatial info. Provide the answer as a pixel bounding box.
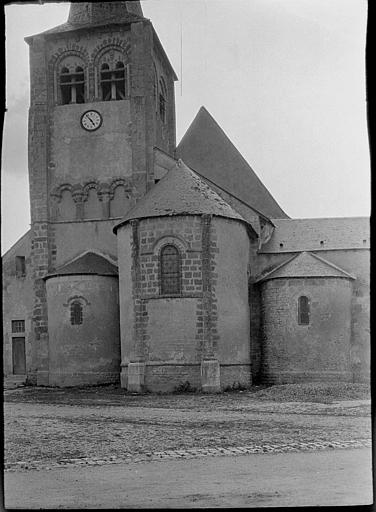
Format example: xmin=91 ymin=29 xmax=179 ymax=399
xmin=298 ymin=296 xmax=310 ymax=325
xmin=12 ymin=320 xmax=25 ymax=333
xmin=70 ymin=301 xmax=83 ymax=325
xmin=60 ymin=66 xmax=85 ymax=105
xmin=160 ymin=245 xmax=181 ymax=295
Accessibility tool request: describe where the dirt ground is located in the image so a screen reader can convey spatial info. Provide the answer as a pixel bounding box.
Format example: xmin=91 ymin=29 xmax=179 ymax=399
xmin=3 ymin=384 xmax=372 ymax=508
xmin=4 ymin=386 xmax=371 ymax=467
xmin=4 ymin=448 xmax=373 ymax=508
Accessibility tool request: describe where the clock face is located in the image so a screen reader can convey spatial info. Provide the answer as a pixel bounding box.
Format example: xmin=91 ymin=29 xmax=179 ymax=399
xmin=80 ymin=110 xmax=102 ymax=131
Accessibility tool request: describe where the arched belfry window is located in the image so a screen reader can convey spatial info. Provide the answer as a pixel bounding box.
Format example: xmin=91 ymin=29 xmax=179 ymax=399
xmin=159 ymin=77 xmax=167 ymax=123
xmin=298 ymin=296 xmax=310 ymax=325
xmin=100 ymin=60 xmax=126 ymax=101
xmin=70 ymin=301 xmax=83 ymax=325
xmin=160 ymin=245 xmax=181 ymax=295
xmin=59 ymin=65 xmax=85 ymax=105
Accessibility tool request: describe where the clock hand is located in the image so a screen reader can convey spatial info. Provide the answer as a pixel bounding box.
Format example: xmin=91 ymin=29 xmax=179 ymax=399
xmin=88 ymin=116 xmax=96 ymax=126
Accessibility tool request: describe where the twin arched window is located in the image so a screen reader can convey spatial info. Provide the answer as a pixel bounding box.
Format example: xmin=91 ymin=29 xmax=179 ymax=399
xmin=298 ymin=296 xmax=310 ymax=325
xmin=160 ymin=245 xmax=181 ymax=295
xmin=58 ymin=51 xmax=128 ymax=105
xmin=70 ymin=301 xmax=83 ymax=325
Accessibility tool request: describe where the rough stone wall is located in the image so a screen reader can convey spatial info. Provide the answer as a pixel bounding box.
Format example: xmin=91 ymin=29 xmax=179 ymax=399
xmin=214 ymin=218 xmax=251 ymax=388
xmin=46 ymin=274 xmax=120 ymax=386
xmin=2 ymin=233 xmax=34 ymax=379
xmin=52 ymin=220 xmax=119 ymax=270
xmin=260 ymin=277 xmax=353 ymax=383
xmin=257 ymin=248 xmax=370 ymax=382
xmin=28 ymin=35 xmax=51 ymax=385
xmin=116 ymin=214 xmax=251 ymax=391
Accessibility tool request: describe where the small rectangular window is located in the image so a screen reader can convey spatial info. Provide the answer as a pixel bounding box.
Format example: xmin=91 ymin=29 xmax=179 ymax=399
xmin=16 ymin=256 xmax=26 ymax=275
xmin=12 ymin=320 xmax=25 ymax=333
xmin=15 ymin=256 xmax=26 ymax=277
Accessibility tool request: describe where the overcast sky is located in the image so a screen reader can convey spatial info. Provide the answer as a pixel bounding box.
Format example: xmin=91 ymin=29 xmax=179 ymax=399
xmin=2 ymin=0 xmax=369 ymax=254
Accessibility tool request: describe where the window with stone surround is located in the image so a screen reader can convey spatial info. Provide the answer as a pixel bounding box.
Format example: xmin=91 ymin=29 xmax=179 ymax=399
xmin=70 ymin=301 xmax=83 ymax=325
xmin=159 ymin=77 xmax=167 ymax=123
xmin=160 ymin=244 xmax=181 ymax=295
xmin=298 ymin=296 xmax=310 ymax=325
xmin=60 ymin=65 xmax=85 ymax=105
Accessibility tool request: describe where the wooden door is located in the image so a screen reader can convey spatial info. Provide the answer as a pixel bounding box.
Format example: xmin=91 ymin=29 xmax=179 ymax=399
xmin=12 ymin=337 xmax=26 ymax=375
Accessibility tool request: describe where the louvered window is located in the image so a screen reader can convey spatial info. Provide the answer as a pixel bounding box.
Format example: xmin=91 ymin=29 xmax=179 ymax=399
xmin=298 ymin=296 xmax=310 ymax=325
xmin=160 ymin=245 xmax=181 ymax=295
xmin=100 ymin=61 xmax=126 ymax=101
xmin=60 ymin=66 xmax=85 ymax=105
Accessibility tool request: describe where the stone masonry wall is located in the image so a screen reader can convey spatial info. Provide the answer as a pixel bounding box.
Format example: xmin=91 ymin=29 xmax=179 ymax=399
xmin=28 ymin=35 xmax=50 ymax=385
xmin=257 ymin=248 xmax=370 ymax=382
xmin=117 ymin=214 xmax=252 ymax=392
xmin=2 ymin=233 xmax=34 ymax=379
xmin=260 ymin=277 xmax=353 ymax=384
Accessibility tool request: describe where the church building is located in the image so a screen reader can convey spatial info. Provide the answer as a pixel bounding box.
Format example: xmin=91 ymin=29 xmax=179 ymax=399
xmin=2 ymin=2 xmax=370 ymax=392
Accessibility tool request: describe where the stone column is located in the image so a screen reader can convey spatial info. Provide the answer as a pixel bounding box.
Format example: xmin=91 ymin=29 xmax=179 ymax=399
xmin=126 ymin=219 xmax=145 ymax=392
xmin=72 ymin=189 xmax=84 ymax=221
xmin=200 ymin=214 xmax=220 ymax=392
xmin=98 ymin=185 xmax=112 ymax=219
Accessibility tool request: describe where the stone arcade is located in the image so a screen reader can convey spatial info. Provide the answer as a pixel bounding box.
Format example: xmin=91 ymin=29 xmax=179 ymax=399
xmin=2 ymin=2 xmax=370 ymax=392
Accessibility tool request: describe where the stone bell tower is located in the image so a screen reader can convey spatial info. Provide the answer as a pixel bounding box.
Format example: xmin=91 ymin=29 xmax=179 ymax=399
xmin=25 ymin=2 xmax=177 ymax=385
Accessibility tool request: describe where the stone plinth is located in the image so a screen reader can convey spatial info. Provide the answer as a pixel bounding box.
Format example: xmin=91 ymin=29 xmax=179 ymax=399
xmin=201 ymin=359 xmax=220 ymax=393
xmin=127 ymin=362 xmax=145 ymax=392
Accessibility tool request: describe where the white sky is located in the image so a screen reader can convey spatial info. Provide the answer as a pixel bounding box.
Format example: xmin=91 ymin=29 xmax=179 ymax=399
xmin=2 ymin=0 xmax=370 ymax=254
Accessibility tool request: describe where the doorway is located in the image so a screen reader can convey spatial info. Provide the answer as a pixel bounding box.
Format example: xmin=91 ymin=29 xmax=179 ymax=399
xmin=12 ymin=337 xmax=26 ymax=375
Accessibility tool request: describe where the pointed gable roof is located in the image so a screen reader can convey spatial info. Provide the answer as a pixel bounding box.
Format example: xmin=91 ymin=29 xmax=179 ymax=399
xmin=68 ymin=2 xmax=144 ymax=26
xmin=176 ymin=107 xmax=288 ymax=220
xmin=44 ymin=251 xmax=118 ymax=280
xmin=255 ymin=251 xmax=355 ymax=283
xmin=114 ymin=160 xmax=247 ymax=233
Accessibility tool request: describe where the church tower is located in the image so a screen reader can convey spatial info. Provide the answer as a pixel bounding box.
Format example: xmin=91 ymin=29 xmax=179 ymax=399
xmin=25 ymin=2 xmax=177 ymax=385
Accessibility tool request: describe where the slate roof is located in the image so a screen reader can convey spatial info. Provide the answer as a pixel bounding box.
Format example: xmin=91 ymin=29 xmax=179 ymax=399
xmin=44 ymin=252 xmax=118 ymax=280
xmin=176 ymin=107 xmax=288 ymax=220
xmin=255 ymin=251 xmax=355 ymax=283
xmin=260 ymin=217 xmax=370 ymax=253
xmin=113 ymin=159 xmax=247 ymax=233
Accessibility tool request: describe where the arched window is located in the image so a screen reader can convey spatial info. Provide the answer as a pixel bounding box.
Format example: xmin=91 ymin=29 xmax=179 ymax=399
xmin=159 ymin=77 xmax=167 ymax=123
xmin=70 ymin=301 xmax=83 ymax=325
xmin=298 ymin=296 xmax=310 ymax=325
xmin=100 ymin=60 xmax=126 ymax=101
xmin=160 ymin=245 xmax=181 ymax=295
xmin=59 ymin=65 xmax=85 ymax=105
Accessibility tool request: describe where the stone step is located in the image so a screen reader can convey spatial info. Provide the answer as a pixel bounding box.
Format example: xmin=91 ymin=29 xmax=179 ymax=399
xmin=3 ymin=375 xmax=26 ymax=389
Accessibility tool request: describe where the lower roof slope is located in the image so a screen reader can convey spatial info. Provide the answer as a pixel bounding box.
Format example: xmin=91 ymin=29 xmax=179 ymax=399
xmin=114 ymin=159 xmax=247 ymax=233
xmin=44 ymin=252 xmax=118 ymax=280
xmin=260 ymin=217 xmax=370 ymax=253
xmin=176 ymin=107 xmax=288 ymax=220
